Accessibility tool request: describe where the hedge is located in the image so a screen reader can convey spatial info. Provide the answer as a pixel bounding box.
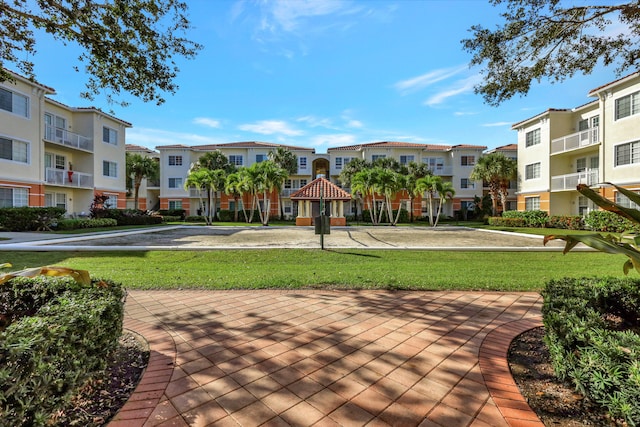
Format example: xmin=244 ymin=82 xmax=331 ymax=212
xmin=542 ymin=277 xmax=640 ymax=425
xmin=0 ymin=207 xmax=66 ymax=232
xmin=54 ymin=218 xmax=118 ymax=230
xmin=585 ymin=210 xmax=640 ymax=233
xmin=0 ymin=276 xmax=125 ymax=426
xmin=502 ymin=210 xmax=549 ymax=227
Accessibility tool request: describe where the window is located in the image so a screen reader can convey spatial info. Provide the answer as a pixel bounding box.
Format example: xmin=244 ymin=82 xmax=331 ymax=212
xmin=615 ymin=91 xmax=640 ymax=120
xmin=168 ymin=177 xmax=183 ymax=188
xmin=525 ymin=197 xmax=540 ymax=211
xmin=460 ymin=178 xmax=475 ymax=189
xmin=299 ymin=179 xmax=307 ymax=187
xmin=335 ymin=157 xmax=343 ymax=169
xmin=102 ymin=126 xmax=118 ymax=145
xmin=615 ymin=141 xmax=640 ymax=166
xmin=400 ymin=155 xmax=414 ymax=165
xmin=284 ymin=179 xmax=292 ymax=189
xmin=525 ymin=128 xmax=541 ymax=147
xmin=256 ymin=154 xmax=267 ymax=163
xmin=103 ymin=160 xmax=118 ymax=177
xmin=0 ymin=87 xmax=29 ymax=118
xmin=578 ymin=119 xmax=589 ymax=131
xmin=460 ymin=156 xmax=475 ymax=166
xmin=44 ymin=113 xmax=67 ymax=141
xmin=45 ymin=192 xmax=67 ymax=209
xmin=229 ymin=155 xmax=243 ymax=166
xmin=0 ymin=187 xmax=28 ymax=207
xmin=168 ymin=200 xmax=182 ymax=210
xmin=299 ymin=157 xmax=307 ymax=169
xmin=371 ymin=154 xmax=386 ymax=162
xmin=0 ymin=137 xmax=28 ymax=163
xmin=168 ymin=155 xmax=183 ymax=166
xmin=423 ymin=157 xmax=445 ymax=172
xmin=104 ymin=195 xmax=118 ymax=209
xmin=284 ymin=201 xmax=292 ymax=214
xmin=615 ymin=191 xmax=640 ymax=210
xmin=525 ymin=162 xmax=541 ymax=180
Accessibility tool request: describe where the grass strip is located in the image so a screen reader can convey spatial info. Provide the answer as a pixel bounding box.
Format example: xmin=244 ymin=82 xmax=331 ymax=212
xmin=2 ymin=250 xmax=627 ymax=292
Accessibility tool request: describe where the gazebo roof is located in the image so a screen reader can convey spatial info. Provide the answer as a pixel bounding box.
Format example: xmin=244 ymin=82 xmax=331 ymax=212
xmin=290 ymin=177 xmax=351 ymax=201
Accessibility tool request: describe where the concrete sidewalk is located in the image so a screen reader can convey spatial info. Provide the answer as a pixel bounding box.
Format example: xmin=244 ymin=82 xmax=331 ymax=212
xmin=109 ymin=290 xmax=544 ymax=427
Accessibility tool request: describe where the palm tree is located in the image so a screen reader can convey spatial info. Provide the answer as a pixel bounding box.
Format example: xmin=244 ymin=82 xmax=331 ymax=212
xmin=224 ymin=172 xmax=244 ymax=222
xmin=434 ymin=180 xmax=455 ymax=227
xmin=192 ymin=151 xmax=234 ymax=222
xmin=268 ymin=147 xmax=298 ymax=219
xmin=406 ymin=162 xmax=432 ymax=222
xmin=339 ymin=158 xmax=369 ymax=221
xmin=259 ymin=161 xmax=288 ymax=226
xmin=184 ymin=168 xmax=212 ymax=224
xmin=416 ymin=175 xmax=442 ymax=226
xmin=351 ymin=168 xmax=378 ymax=224
xmin=126 ymin=153 xmax=159 ymax=210
xmin=470 ymin=152 xmax=517 ymax=216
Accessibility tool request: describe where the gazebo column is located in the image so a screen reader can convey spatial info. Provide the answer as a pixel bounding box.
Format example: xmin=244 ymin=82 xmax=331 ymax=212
xmin=339 ymin=201 xmax=344 ymax=217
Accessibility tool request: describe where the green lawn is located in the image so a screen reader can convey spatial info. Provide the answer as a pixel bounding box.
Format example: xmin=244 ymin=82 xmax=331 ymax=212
xmin=2 ymin=249 xmax=628 ymax=292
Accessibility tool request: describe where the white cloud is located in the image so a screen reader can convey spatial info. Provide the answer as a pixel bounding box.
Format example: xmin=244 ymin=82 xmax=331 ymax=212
xmin=238 ymin=120 xmax=304 ymax=136
xmin=297 ymin=115 xmax=333 ymax=128
xmin=265 ymin=0 xmax=359 ymax=33
xmin=482 ymin=121 xmax=512 ymax=127
xmin=394 ymin=65 xmax=467 ymax=95
xmin=454 ymin=111 xmax=479 ymax=117
xmin=193 ymin=117 xmax=221 ymax=128
xmin=126 ymin=127 xmax=224 ymax=149
xmin=310 ymin=133 xmax=357 ymax=147
xmin=425 ymin=74 xmax=483 ymax=106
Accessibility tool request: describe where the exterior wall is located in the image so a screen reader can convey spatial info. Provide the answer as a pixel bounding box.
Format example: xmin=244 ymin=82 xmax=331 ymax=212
xmin=0 ymin=72 xmax=129 ymax=215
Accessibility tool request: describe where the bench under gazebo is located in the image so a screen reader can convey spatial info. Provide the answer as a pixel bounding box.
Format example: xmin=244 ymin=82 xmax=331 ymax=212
xmin=290 ymin=177 xmax=351 ymax=226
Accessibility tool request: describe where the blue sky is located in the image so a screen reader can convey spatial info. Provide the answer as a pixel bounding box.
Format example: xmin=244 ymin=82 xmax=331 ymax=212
xmin=25 ymin=0 xmax=620 ymax=153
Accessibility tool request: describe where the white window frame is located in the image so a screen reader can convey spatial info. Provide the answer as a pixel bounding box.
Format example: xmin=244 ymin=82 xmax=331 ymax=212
xmin=615 ymin=190 xmax=640 ymax=210
xmin=335 ymin=157 xmax=343 ymax=169
xmin=525 ymin=196 xmax=540 ymax=211
xmin=102 ymin=126 xmax=118 ymax=145
xmin=103 ymin=160 xmax=118 ymax=178
xmin=0 ymin=187 xmax=28 ymax=207
xmin=168 ymin=200 xmax=183 ymax=210
xmin=104 ymin=194 xmax=118 ymax=209
xmin=45 ymin=192 xmax=67 ymax=209
xmin=0 ymin=86 xmax=29 ymax=118
xmin=400 ymin=155 xmax=414 ymax=165
xmin=525 ymin=128 xmax=541 ymax=147
xmin=371 ymin=154 xmax=386 ymax=162
xmin=168 ymin=155 xmax=183 ymax=166
xmin=525 ymin=162 xmax=541 ymax=180
xmin=299 ymin=156 xmax=307 ymax=169
xmin=229 ymin=155 xmax=243 ymax=166
xmin=255 ymin=154 xmax=267 ymax=163
xmin=460 ymin=178 xmax=475 ymax=189
xmin=614 ymin=140 xmax=640 ymax=167
xmin=615 ymin=91 xmax=640 ymax=120
xmin=168 ymin=177 xmax=183 ymax=189
xmin=461 ymin=156 xmax=475 ymax=166
xmin=0 ymin=136 xmax=29 ymax=164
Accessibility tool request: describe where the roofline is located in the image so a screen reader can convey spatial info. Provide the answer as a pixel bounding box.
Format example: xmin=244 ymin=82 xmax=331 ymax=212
xmin=588 ymin=70 xmax=640 ymax=96
xmin=44 ymin=97 xmax=132 ymax=127
xmin=1 ymin=68 xmax=56 ymax=94
xmin=511 ymin=108 xmax=570 ymax=130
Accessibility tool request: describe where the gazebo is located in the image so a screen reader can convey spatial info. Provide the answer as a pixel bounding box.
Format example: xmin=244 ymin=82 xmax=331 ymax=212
xmin=290 ymin=177 xmax=351 ymax=226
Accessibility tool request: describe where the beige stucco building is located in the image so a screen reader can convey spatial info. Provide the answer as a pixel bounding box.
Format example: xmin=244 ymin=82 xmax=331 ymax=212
xmin=1 ymin=70 xmax=130 ymax=214
xmin=513 ymin=72 xmax=640 ymax=215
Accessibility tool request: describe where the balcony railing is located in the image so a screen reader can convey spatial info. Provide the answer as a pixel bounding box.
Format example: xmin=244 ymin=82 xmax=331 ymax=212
xmin=281 ymin=188 xmax=304 ymax=197
xmin=189 ymin=188 xmax=207 ymax=198
xmin=551 ymin=169 xmax=599 ymax=191
xmin=44 ymin=124 xmax=93 ymax=151
xmin=147 ymin=179 xmax=160 ymax=188
xmin=429 ymin=166 xmax=453 ymax=176
xmin=551 ymin=127 xmax=599 ymax=154
xmin=45 ymin=168 xmax=93 ymax=188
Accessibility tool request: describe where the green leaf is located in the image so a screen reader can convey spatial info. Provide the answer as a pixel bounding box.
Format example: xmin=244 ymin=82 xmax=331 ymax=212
xmin=577 ymin=184 xmax=640 ymax=224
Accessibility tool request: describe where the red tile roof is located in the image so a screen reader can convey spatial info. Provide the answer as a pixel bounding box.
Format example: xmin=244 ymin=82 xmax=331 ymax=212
xmin=490 ymin=144 xmax=517 ymax=151
xmin=588 ymin=70 xmax=640 ymax=95
xmin=290 ymin=177 xmax=351 ymax=201
xmin=328 ymin=141 xmax=486 ymax=152
xmin=126 ymin=144 xmax=158 ymax=154
xmin=191 ymin=141 xmax=315 ymax=152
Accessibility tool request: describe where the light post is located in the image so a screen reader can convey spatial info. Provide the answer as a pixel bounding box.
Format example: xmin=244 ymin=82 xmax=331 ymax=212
xmin=320 ymin=179 xmax=325 ymax=250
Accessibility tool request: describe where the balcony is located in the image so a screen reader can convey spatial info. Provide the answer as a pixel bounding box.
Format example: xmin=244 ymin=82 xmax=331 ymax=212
xmin=551 ymin=169 xmax=599 ymax=191
xmin=44 ymin=125 xmax=93 ymax=151
xmin=280 ymin=188 xmax=304 ymax=197
xmin=551 ymin=127 xmax=598 ymax=155
xmin=429 ymin=166 xmax=453 ymax=176
xmin=189 ymin=188 xmax=207 ymax=198
xmin=45 ymin=168 xmax=93 ymax=188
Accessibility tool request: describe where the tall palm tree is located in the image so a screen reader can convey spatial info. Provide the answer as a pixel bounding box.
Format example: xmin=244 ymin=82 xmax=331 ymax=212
xmin=192 ymin=151 xmax=234 ymax=221
xmin=184 ymin=168 xmax=212 ymax=224
xmin=126 ymin=153 xmax=159 ymax=210
xmin=470 ymin=152 xmax=517 ymax=216
xmin=406 ymin=162 xmax=432 ymax=222
xmin=416 ymin=175 xmax=442 ymax=226
xmin=351 ymin=168 xmax=378 ymax=224
xmin=224 ymin=172 xmax=244 ymax=222
xmin=339 ymin=158 xmax=369 ymax=221
xmin=434 ymin=180 xmax=456 ymax=227
xmin=268 ymin=147 xmax=298 ymax=219
xmin=259 ymin=161 xmax=288 ymax=226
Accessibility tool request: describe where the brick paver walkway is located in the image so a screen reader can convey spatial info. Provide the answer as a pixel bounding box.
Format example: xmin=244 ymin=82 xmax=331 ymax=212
xmin=109 ymin=290 xmax=543 ymax=427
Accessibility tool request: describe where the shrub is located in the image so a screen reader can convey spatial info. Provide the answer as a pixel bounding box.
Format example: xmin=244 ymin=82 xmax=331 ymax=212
xmin=161 ymin=215 xmax=182 ymax=223
xmin=0 ymin=207 xmax=66 ymax=232
xmin=584 ymin=210 xmax=640 ymax=233
xmin=184 ymin=215 xmax=203 ymax=222
xmin=502 ymin=210 xmax=549 ymax=227
xmin=487 ymin=216 xmax=526 ymax=227
xmin=158 ymin=209 xmax=185 ymax=220
xmin=0 ymin=276 xmax=125 ymax=426
xmin=55 ymin=218 xmax=118 ymax=230
xmin=217 ymin=209 xmax=233 ymax=222
xmin=100 ymin=209 xmax=163 ymax=226
xmin=547 ymin=215 xmax=584 ymax=230
xmin=542 ymin=277 xmax=640 ymax=425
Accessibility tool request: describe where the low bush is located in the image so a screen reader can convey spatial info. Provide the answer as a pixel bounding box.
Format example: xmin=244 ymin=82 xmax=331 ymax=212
xmin=101 ymin=209 xmax=163 ymax=226
xmin=487 ymin=217 xmax=526 ymax=227
xmin=0 ymin=276 xmax=125 ymax=426
xmin=547 ymin=215 xmax=584 ymax=230
xmin=0 ymin=207 xmax=66 ymax=232
xmin=584 ymin=210 xmax=640 ymax=233
xmin=158 ymin=209 xmax=185 ymax=220
xmin=161 ymin=215 xmax=182 ymax=223
xmin=542 ymin=277 xmax=640 ymax=425
xmin=502 ymin=210 xmax=549 ymax=227
xmin=54 ymin=218 xmax=118 ymax=230
xmin=184 ymin=215 xmax=203 ymax=222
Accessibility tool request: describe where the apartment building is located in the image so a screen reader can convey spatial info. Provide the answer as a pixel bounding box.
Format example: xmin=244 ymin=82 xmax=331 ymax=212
xmin=328 ymin=141 xmax=488 ymax=218
xmin=155 ymin=142 xmax=320 ymax=217
xmin=125 ymin=144 xmax=160 ymax=210
xmin=513 ymin=71 xmax=640 ymax=215
xmin=153 ymin=140 xmax=489 ymax=221
xmin=1 ymin=70 xmax=130 ymax=214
